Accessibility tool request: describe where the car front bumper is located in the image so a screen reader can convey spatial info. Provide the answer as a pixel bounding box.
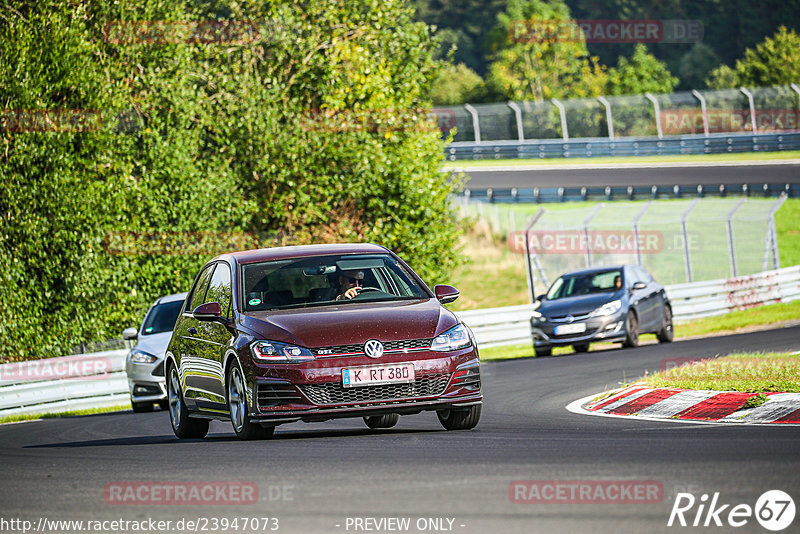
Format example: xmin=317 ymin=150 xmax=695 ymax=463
xmin=243 ymin=349 xmax=482 ymax=423
xmin=531 ymin=311 xmax=628 ymax=347
xmin=125 ymin=356 xmax=167 ymax=403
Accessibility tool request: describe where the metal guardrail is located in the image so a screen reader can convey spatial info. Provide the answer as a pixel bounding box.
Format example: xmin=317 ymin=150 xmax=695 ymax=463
xmin=459 ymin=183 xmax=799 ymax=204
xmin=2 ymin=266 xmax=798 ymax=416
xmin=445 ymin=132 xmax=800 ymax=161
xmin=458 ymin=265 xmax=800 ymax=348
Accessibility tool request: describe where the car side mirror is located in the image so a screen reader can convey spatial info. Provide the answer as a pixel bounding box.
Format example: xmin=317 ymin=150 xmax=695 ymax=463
xmin=536 ymin=294 xmax=544 ymax=301
xmin=193 ymin=302 xmax=222 ymax=321
xmin=632 ymin=282 xmax=647 ymax=290
xmin=434 ymin=285 xmax=460 ymax=304
xmin=122 ymin=327 xmax=138 ymax=341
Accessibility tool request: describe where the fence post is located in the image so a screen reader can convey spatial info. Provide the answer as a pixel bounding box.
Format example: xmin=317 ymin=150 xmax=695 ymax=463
xmin=791 ymin=83 xmax=800 ymax=109
xmin=524 ymin=209 xmax=545 ymax=303
xmin=726 ymin=198 xmax=746 ymax=277
xmin=739 ymin=87 xmax=758 ymax=134
xmin=645 ymin=92 xmax=663 ymax=139
xmin=582 ymin=204 xmax=603 ymax=268
xmin=681 ymin=198 xmax=701 ymax=282
xmin=767 ymin=194 xmax=787 ymax=270
xmin=632 ymin=201 xmax=652 ymax=266
xmin=597 ymin=96 xmax=614 ymax=140
xmin=551 ymin=98 xmax=569 ymax=140
xmin=464 ymin=103 xmax=481 ymax=143
xmin=507 ymin=101 xmax=525 ymax=142
xmin=692 ymin=90 xmax=709 ymax=137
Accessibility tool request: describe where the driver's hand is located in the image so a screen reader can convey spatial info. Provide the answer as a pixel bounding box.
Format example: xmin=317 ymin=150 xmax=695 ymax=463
xmin=342 ymin=287 xmax=361 ymax=300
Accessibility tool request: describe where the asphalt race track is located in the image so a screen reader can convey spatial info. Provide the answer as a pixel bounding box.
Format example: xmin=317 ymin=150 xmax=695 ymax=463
xmin=455 ymin=161 xmax=800 ymax=189
xmin=2 ymin=326 xmax=799 ymax=534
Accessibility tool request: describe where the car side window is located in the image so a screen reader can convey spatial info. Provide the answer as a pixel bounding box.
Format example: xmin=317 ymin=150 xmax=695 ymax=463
xmin=206 ymin=262 xmax=232 ymax=319
xmin=186 ymin=264 xmax=215 ymax=312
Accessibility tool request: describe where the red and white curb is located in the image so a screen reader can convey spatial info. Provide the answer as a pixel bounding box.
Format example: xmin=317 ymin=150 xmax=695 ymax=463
xmin=566 ymin=384 xmax=800 ymax=425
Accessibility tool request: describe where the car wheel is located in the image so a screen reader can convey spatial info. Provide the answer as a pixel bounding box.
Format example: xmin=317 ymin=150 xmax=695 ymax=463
xmin=437 ymin=404 xmax=481 ymax=430
xmin=534 ymin=346 xmax=552 ymax=357
xmin=622 ymin=311 xmax=639 ymax=348
xmin=572 ymin=343 xmax=590 ymax=353
xmin=363 ymin=414 xmax=400 ymax=429
xmin=167 ymin=364 xmax=209 ymax=439
xmin=228 ymin=362 xmax=274 ymax=441
xmin=131 ymin=400 xmax=154 ymax=413
xmin=657 ymin=305 xmax=674 ymax=343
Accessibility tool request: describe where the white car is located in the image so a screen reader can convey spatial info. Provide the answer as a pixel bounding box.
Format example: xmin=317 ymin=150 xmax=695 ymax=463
xmin=123 ymin=292 xmax=188 ymax=412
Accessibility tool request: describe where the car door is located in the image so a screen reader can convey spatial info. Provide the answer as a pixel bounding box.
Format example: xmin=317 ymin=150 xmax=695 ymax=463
xmin=192 ymin=262 xmax=233 ymax=412
xmin=178 ymin=263 xmax=215 ymax=405
xmin=630 ymin=265 xmax=660 ymax=331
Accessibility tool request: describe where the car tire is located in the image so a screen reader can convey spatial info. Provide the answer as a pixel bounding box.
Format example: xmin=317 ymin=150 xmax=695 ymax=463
xmin=363 ymin=414 xmax=400 ymax=429
xmin=131 ymin=400 xmax=154 ymax=413
xmin=437 ymin=404 xmax=481 ymax=430
xmin=572 ymin=343 xmax=590 ymax=353
xmin=227 ymin=362 xmax=275 ymax=441
xmin=167 ymin=364 xmax=209 ymax=439
xmin=657 ymin=305 xmax=674 ymax=343
xmin=534 ymin=346 xmax=552 ymax=357
xmin=622 ymin=311 xmax=639 ymax=348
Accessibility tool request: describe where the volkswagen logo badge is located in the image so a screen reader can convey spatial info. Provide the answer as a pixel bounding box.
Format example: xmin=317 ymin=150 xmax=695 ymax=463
xmin=364 ymin=339 xmax=384 ymax=359
xmin=566 ymin=315 xmax=574 ymax=323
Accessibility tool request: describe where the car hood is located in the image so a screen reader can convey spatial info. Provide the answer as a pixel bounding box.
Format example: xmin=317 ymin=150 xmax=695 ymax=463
xmin=132 ymin=331 xmax=172 ymax=358
xmin=238 ymin=298 xmax=457 ymax=348
xmin=539 ymin=291 xmax=624 ymax=317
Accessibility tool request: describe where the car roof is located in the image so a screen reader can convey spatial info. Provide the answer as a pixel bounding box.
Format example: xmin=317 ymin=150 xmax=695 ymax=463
xmin=216 ymin=243 xmax=391 ymax=265
xmin=560 ymin=265 xmax=627 ymax=277
xmin=154 ymin=292 xmax=189 ymax=305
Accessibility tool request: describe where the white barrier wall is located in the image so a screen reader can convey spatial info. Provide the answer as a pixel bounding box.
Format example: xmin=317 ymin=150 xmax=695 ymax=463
xmin=1 ymin=265 xmax=798 ymax=417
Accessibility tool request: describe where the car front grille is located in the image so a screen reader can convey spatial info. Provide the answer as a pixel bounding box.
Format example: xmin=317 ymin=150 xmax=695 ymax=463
xmin=257 ymin=383 xmax=304 ymax=408
xmin=298 ymin=373 xmax=451 ymax=406
xmin=312 ymin=338 xmax=432 ymax=357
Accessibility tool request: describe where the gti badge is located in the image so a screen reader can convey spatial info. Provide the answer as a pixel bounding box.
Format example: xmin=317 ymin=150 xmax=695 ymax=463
xmin=364 ymin=339 xmax=384 ymax=359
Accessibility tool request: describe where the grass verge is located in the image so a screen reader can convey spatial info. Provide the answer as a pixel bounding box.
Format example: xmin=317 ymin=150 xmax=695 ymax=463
xmin=442 ymin=150 xmax=800 ymax=169
xmin=478 ymin=299 xmax=800 ymax=361
xmin=643 ymin=351 xmax=800 ymax=393
xmin=0 ymin=403 xmax=132 ymax=425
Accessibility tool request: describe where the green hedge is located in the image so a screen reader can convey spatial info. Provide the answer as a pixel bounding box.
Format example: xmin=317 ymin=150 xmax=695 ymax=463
xmin=0 ymin=0 xmax=462 ymax=361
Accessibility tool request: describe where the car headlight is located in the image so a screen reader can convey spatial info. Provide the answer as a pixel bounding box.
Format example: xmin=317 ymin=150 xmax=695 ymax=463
xmin=431 ymin=324 xmax=472 ymax=352
xmin=591 ymin=300 xmax=622 ymax=317
xmin=130 ymin=349 xmax=157 ymax=364
xmin=251 ymin=340 xmax=315 ymax=363
xmin=531 ymin=310 xmax=544 ymax=323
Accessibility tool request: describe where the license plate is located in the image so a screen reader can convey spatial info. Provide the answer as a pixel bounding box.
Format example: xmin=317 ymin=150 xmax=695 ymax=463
xmin=555 ymin=323 xmax=586 ymax=335
xmin=342 ymin=363 xmax=415 ymax=388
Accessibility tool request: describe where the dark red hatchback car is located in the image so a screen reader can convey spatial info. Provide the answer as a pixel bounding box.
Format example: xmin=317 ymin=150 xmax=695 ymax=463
xmin=165 ymin=244 xmax=482 ymax=440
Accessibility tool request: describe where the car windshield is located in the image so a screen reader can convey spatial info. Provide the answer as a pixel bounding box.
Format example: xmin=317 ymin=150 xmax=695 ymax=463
xmin=546 ymin=270 xmax=623 ymax=300
xmin=241 ymin=254 xmax=429 ymax=311
xmin=141 ymin=300 xmax=184 ymax=335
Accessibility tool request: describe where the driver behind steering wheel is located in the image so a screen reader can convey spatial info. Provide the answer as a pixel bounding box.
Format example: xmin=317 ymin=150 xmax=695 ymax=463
xmin=335 ymin=269 xmax=365 ymax=301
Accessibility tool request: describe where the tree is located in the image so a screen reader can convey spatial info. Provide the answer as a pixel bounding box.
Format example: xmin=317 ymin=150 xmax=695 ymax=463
xmin=484 ymin=0 xmax=607 ymax=102
xmin=427 ymin=63 xmax=487 ymax=105
xmin=678 ymin=43 xmax=722 ymax=90
xmin=606 ymin=44 xmax=679 ymax=95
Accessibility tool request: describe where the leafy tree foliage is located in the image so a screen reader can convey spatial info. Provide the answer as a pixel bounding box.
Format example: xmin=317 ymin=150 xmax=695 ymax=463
xmin=427 ymin=63 xmax=488 ymax=105
xmin=484 ymin=0 xmax=607 ymax=102
xmin=606 ymin=44 xmax=678 ymax=95
xmin=0 ymin=0 xmax=462 ymax=360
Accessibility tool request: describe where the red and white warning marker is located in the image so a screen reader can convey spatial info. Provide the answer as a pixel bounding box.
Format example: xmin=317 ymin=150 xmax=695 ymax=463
xmin=569 ymin=384 xmax=800 ymax=424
